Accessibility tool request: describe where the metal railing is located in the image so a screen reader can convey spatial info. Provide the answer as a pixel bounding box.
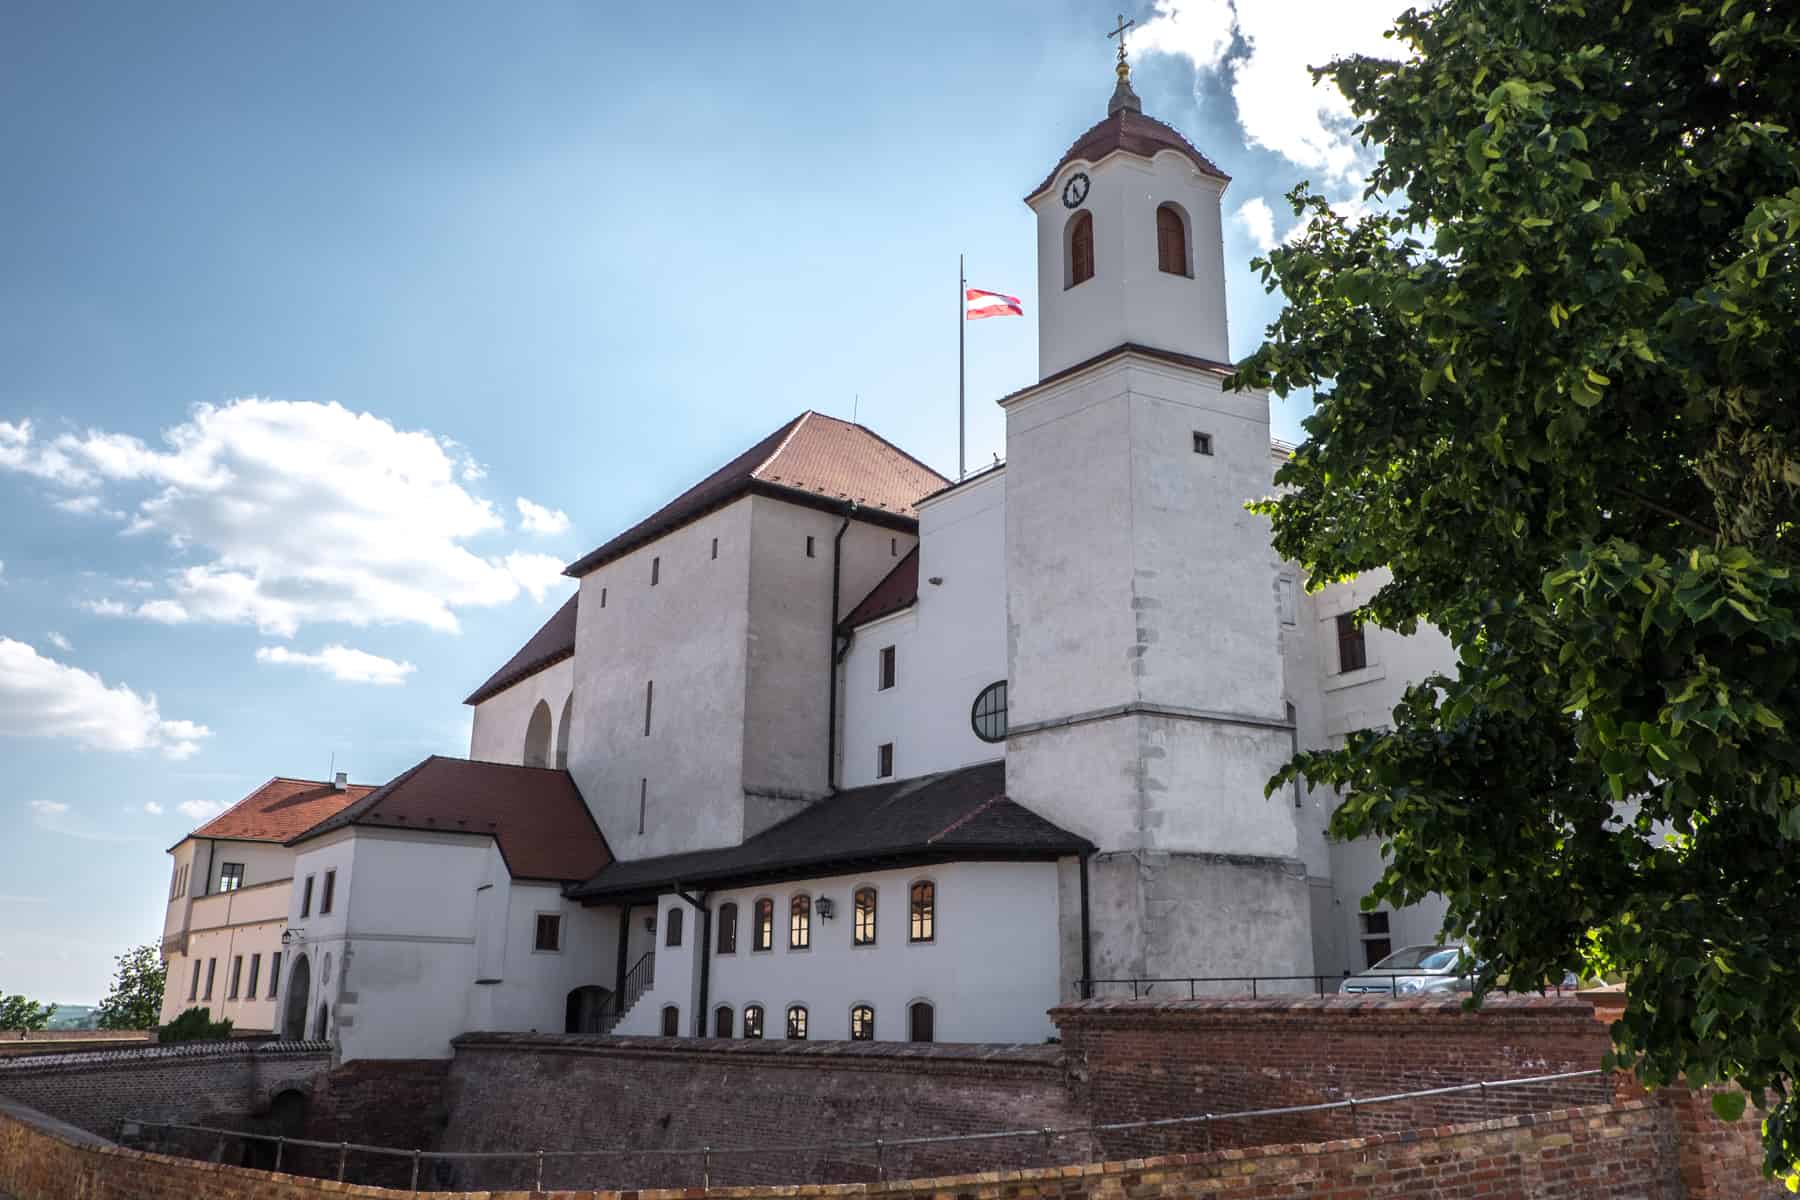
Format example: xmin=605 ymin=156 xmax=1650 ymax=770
xmin=617 ymin=951 xmax=655 ymax=1016
xmin=127 ymin=1066 xmax=1607 ymax=1193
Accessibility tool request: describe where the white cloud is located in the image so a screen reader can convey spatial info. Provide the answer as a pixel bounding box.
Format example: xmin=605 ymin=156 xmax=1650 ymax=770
xmin=82 ymin=598 xmax=129 ymax=617
xmin=29 ymin=799 xmax=69 ymax=816
xmin=515 ymin=497 xmax=570 ymax=535
xmin=177 ymin=798 xmax=227 ymax=822
xmin=503 ymin=552 xmax=569 ymax=602
xmin=1233 ymin=196 xmax=1279 ymax=252
xmin=1135 ymin=0 xmax=1410 ymax=182
xmin=45 ymin=632 xmax=72 ymax=652
xmin=256 ymin=643 xmax=417 ymax=686
xmin=0 ymin=399 xmax=575 ymax=637
xmin=143 ymin=801 xmax=165 ymax=815
xmin=0 ymin=637 xmax=211 ymax=759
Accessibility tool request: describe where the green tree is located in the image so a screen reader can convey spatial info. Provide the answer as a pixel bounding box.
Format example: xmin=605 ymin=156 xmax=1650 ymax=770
xmin=1232 ymin=0 xmax=1800 ymax=1178
xmin=95 ymin=944 xmax=167 ymax=1031
xmin=157 ymin=1006 xmax=234 ymax=1044
xmin=0 ymin=993 xmax=52 ymax=1033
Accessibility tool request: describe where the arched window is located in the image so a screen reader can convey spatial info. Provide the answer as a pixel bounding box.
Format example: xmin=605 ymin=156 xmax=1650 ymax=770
xmin=789 ymin=895 xmax=811 ymax=949
xmin=661 ymin=1005 xmax=680 ymax=1037
xmin=909 ymin=881 xmax=936 ymax=943
xmin=523 ymin=700 xmax=552 ymax=768
xmin=786 ymin=1005 xmax=808 ymax=1040
xmin=743 ymin=1004 xmax=765 ymax=1039
xmin=717 ymin=902 xmax=738 ymax=954
xmin=971 ymin=681 xmax=1008 ymax=743
xmin=1066 ymin=210 xmax=1095 ymax=288
xmin=565 ymin=985 xmax=611 ymax=1034
xmin=853 ymin=888 xmax=877 ymax=946
xmin=555 ymin=694 xmax=573 ymax=769
xmin=1156 ymin=204 xmax=1190 ymax=276
xmin=666 ymin=906 xmax=683 ymax=948
xmin=714 ymin=1006 xmax=734 ymax=1038
xmin=909 ymin=1000 xmax=935 ymax=1043
xmin=753 ymin=898 xmax=774 ymax=951
xmin=850 ymin=1004 xmax=875 ymax=1041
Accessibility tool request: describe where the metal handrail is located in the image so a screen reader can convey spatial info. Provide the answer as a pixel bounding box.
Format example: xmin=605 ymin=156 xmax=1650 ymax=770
xmin=617 ymin=951 xmax=655 ymax=1015
xmin=130 ymin=1066 xmax=1609 ymax=1191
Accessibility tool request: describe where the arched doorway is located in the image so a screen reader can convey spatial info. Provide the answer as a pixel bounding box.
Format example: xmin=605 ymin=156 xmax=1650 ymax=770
xmin=565 ymin=985 xmax=611 ymax=1034
xmin=282 ymin=954 xmax=311 ymax=1041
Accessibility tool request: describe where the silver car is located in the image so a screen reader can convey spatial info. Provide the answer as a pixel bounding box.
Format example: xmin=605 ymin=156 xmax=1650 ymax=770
xmin=1339 ymin=944 xmax=1473 ymax=996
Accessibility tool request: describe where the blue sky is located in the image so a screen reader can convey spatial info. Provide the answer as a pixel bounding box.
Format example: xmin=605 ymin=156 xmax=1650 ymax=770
xmin=0 ymin=0 xmax=1403 ymax=1002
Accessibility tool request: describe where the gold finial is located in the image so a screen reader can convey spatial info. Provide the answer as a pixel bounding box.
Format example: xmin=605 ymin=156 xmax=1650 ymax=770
xmin=1107 ymin=12 xmax=1136 ymax=82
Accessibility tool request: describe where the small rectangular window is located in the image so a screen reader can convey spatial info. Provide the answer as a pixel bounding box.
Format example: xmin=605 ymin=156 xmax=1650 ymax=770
xmin=717 ymin=903 xmax=738 ymax=954
xmin=1359 ymin=911 xmax=1392 ymax=968
xmin=651 ymin=556 xmax=660 ymax=586
xmin=877 ymin=742 xmax=894 ymax=779
xmin=218 ymin=862 xmax=245 ymax=892
xmin=535 ymin=913 xmax=562 ymax=952
xmin=1276 ymin=576 xmax=1297 ymax=626
xmin=300 ymin=875 xmax=314 ymax=918
xmin=644 ymin=680 xmax=654 ymax=736
xmin=320 ymin=869 xmax=336 ymax=915
xmin=1192 ymin=431 xmax=1214 ymax=456
xmin=711 ymin=537 xmax=718 ymax=560
xmin=204 ymin=958 xmax=216 ymax=1001
xmin=1336 ymin=612 xmax=1368 ymax=673
xmin=247 ymin=954 xmax=261 ymax=999
xmin=891 ymin=537 xmax=898 ymax=557
xmin=638 ymin=778 xmax=647 ymax=835
xmin=878 ymin=646 xmax=896 ymax=691
xmin=188 ymin=960 xmax=200 ymax=1001
xmin=601 ymin=586 xmax=607 ymax=608
xmin=805 ymin=535 xmax=816 ymax=558
xmin=228 ymin=955 xmax=242 ymax=1000
xmin=268 ymin=952 xmax=282 ymax=999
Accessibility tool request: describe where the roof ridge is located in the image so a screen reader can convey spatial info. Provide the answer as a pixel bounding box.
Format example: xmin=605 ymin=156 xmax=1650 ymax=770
xmin=750 ymin=410 xmax=815 ymax=480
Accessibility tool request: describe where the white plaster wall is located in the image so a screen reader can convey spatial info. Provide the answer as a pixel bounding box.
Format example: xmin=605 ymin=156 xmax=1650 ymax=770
xmin=616 ymin=860 xmax=1064 ymax=1044
xmin=568 ymin=500 xmax=755 ymax=859
xmin=1033 ymin=149 xmax=1230 ymax=377
xmin=840 ymin=471 xmax=1005 ymax=788
xmin=471 ymin=873 xmax=620 ymax=1036
xmin=469 ymin=656 xmax=575 ymax=767
xmin=160 ymin=897 xmax=286 ymax=1031
xmin=196 ymin=839 xmax=293 ymax=896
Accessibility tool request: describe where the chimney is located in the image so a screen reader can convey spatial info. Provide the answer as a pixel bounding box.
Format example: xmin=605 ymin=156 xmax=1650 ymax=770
xmin=332 ymin=771 xmax=348 ymax=792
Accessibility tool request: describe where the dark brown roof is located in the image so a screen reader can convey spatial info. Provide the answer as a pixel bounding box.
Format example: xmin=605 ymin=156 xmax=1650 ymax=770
xmin=569 ymin=760 xmax=1088 ymax=901
xmin=840 ymin=545 xmax=918 ymax=633
xmin=464 ymin=593 xmax=578 ymax=706
xmin=289 ymin=756 xmax=613 ymax=884
xmin=182 ymin=777 xmax=376 ymax=847
xmin=1026 ymin=108 xmax=1230 ymax=204
xmin=564 ymin=412 xmax=949 ymax=578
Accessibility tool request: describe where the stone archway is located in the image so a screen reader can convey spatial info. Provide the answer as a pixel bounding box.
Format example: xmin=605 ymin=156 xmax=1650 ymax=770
xmin=565 ymin=985 xmax=612 ymax=1034
xmin=282 ymin=954 xmax=311 ymax=1042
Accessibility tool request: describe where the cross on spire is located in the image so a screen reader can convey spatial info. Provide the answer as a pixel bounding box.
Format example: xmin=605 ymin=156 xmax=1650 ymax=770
xmin=1107 ymin=12 xmax=1135 ymax=81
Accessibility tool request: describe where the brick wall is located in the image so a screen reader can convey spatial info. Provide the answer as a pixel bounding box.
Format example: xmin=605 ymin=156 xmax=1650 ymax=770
xmin=0 ymin=1030 xmax=154 ymax=1059
xmin=439 ymin=1033 xmax=1080 ymax=1190
xmin=1053 ymin=995 xmax=1617 ymax=1158
xmin=0 ymin=1040 xmax=331 ymax=1141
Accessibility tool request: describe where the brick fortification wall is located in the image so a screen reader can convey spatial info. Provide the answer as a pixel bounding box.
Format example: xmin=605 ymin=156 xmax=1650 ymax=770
xmin=439 ymin=1033 xmax=1079 ymax=1191
xmin=1054 ymin=995 xmax=1617 ymax=1157
xmin=0 ymin=1030 xmax=154 ymax=1059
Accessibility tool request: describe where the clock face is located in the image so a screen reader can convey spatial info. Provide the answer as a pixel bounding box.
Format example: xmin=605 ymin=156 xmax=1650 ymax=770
xmin=1061 ymin=172 xmax=1090 ymax=209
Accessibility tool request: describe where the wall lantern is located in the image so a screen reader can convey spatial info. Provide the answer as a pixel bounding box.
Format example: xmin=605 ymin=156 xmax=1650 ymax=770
xmin=644 ymin=915 xmax=658 ymax=934
xmin=816 ymin=897 xmax=836 ymax=920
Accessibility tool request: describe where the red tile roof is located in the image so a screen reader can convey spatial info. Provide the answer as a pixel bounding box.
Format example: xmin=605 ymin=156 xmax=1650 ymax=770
xmin=183 ymin=777 xmax=377 ymax=846
xmin=1026 ymin=108 xmax=1229 ymax=204
xmin=565 ymin=412 xmax=948 ymax=578
xmin=463 ymin=592 xmax=578 ymax=707
xmin=289 ymin=756 xmax=612 ymax=884
xmin=840 ymin=545 xmax=918 ymax=633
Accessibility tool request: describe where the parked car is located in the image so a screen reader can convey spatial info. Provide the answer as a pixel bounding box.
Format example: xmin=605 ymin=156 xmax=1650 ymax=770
xmin=1339 ymin=944 xmax=1474 ymax=996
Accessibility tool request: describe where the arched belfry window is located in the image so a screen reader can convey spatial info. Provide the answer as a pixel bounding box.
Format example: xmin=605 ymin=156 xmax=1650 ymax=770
xmin=1157 ymin=204 xmax=1190 ymax=277
xmin=1065 ymin=210 xmax=1095 ymax=289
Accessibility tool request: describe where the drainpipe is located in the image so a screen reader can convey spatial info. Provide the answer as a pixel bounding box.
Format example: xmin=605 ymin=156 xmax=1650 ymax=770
xmin=675 ymin=888 xmax=710 ymax=1037
xmin=613 ymin=905 xmax=631 ymax=1016
xmin=825 ymin=505 xmax=857 ymax=791
xmin=1078 ymin=851 xmax=1094 ymax=1000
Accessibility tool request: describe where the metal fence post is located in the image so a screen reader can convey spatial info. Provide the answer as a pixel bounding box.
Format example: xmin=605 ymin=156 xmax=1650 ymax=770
xmin=1042 ymin=1127 xmax=1054 ymax=1165
xmin=1480 ymin=1081 xmax=1490 ymax=1119
xmin=537 ymin=1148 xmax=547 ymax=1191
xmin=702 ymin=1145 xmax=711 ymax=1190
xmin=1204 ymin=1114 xmax=1214 ymax=1154
xmin=875 ymin=1137 xmax=885 ymax=1183
xmin=338 ymin=1141 xmax=348 ymax=1181
xmin=1349 ymin=1099 xmax=1360 ymax=1137
xmin=411 ymin=1148 xmax=421 ymax=1191
xmin=275 ymin=1135 xmax=285 ymax=1173
xmin=1251 ymin=977 xmax=1258 ymax=999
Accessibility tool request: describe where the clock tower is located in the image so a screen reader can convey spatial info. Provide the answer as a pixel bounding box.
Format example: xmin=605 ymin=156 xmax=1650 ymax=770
xmin=1004 ymin=55 xmax=1313 ymax=987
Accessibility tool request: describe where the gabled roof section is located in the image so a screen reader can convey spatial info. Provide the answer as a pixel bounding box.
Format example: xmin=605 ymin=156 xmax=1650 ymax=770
xmin=568 ymin=760 xmax=1089 ymax=901
xmin=1026 ymin=108 xmax=1230 ymax=205
xmin=181 ymin=777 xmax=376 ymax=848
xmin=464 ymin=592 xmax=578 ymax=706
xmin=288 ymin=756 xmax=613 ymax=884
xmin=839 ymin=545 xmax=918 ymax=633
xmin=564 ymin=412 xmax=949 ymax=578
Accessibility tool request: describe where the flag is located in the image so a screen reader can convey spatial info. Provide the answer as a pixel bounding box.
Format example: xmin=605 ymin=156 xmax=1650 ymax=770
xmin=964 ymin=288 xmax=1023 ymax=320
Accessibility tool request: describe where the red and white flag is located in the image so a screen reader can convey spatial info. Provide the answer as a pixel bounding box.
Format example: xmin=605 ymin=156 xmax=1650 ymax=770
xmin=964 ymin=288 xmax=1023 ymax=320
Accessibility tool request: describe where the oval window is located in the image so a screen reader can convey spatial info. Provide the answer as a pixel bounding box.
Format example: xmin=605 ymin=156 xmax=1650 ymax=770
xmin=971 ymin=681 xmax=1008 ymax=743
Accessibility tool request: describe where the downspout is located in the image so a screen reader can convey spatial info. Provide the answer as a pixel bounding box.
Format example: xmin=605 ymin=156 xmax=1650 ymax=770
xmin=825 ymin=505 xmax=857 ymax=791
xmin=675 ymin=888 xmax=710 ymax=1037
xmin=613 ymin=905 xmax=631 ymax=1016
xmin=1078 ymin=851 xmax=1094 ymax=1000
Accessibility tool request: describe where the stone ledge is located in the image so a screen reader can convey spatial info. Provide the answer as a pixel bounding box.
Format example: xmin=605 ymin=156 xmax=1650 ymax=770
xmin=452 ymin=1031 xmax=1062 ymax=1070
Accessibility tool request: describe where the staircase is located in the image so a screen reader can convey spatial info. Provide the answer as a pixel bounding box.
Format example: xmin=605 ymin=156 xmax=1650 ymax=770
xmin=598 ymin=951 xmax=655 ymax=1035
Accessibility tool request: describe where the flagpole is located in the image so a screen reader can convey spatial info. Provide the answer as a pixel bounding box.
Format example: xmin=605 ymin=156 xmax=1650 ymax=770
xmin=958 ymin=253 xmax=966 ymax=481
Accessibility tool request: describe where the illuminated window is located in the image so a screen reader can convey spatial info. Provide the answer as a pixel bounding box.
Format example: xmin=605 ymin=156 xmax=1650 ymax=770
xmin=909 ymin=881 xmax=935 ymax=943
xmin=850 ymin=1004 xmax=875 ymax=1041
xmin=786 ymin=1005 xmax=808 ymax=1040
xmin=218 ymin=862 xmax=244 ymax=892
xmin=753 ymin=898 xmax=774 ymax=951
xmin=853 ymin=888 xmax=877 ymax=946
xmin=744 ymin=1004 xmax=764 ymax=1039
xmin=789 ymin=895 xmax=811 ymax=949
